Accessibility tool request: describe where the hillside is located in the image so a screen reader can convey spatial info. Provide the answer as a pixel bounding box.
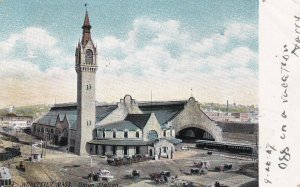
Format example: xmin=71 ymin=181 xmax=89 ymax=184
xmin=0 ymin=104 xmax=52 ymax=119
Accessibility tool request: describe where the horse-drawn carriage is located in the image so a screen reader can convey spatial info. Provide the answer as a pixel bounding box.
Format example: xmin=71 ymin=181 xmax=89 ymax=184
xmin=193 ymin=161 xmax=210 ymax=169
xmin=107 ymin=154 xmax=152 ymax=166
xmin=88 ymin=169 xmax=114 ymax=182
xmin=149 ymin=171 xmax=171 ymax=184
xmin=214 ymin=163 xmax=232 ymax=172
xmin=132 ymin=154 xmax=152 ymax=163
xmin=190 ymin=168 xmax=207 ymax=175
xmin=131 ymin=170 xmax=140 ymax=179
xmin=211 ymin=181 xmax=229 ymax=187
xmin=16 ymin=161 xmax=25 ymax=172
xmin=107 ymin=155 xmax=132 ymax=166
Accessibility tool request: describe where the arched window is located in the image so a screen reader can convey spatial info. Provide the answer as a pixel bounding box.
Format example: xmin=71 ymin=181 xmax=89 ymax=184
xmin=41 ymin=127 xmax=44 ymax=133
xmin=136 ymin=131 xmax=139 ymax=138
xmin=148 ymin=130 xmax=158 ymax=140
xmin=113 ymin=131 xmax=116 ymax=138
xmin=124 ymin=131 xmax=128 ymax=138
xmin=85 ymin=49 xmax=93 ymax=64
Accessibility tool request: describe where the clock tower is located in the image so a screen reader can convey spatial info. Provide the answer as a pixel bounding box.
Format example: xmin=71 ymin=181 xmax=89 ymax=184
xmin=75 ymin=10 xmax=98 ymax=155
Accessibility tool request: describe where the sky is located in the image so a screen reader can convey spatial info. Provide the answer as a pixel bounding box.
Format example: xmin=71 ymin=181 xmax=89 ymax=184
xmin=0 ymin=0 xmax=258 ymax=108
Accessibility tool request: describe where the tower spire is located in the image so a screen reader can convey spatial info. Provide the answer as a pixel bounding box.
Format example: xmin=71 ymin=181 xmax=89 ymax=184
xmin=81 ymin=8 xmax=92 ymax=46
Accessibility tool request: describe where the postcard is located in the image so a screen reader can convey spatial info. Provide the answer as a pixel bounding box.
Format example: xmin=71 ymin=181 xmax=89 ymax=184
xmin=0 ymin=0 xmax=298 ymax=187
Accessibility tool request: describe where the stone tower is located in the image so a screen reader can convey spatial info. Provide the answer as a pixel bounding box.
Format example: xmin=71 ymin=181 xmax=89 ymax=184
xmin=75 ymin=11 xmax=98 ymax=155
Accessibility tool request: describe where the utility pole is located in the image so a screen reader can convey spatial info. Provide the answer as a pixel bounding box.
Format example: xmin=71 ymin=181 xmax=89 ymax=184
xmin=41 ymin=139 xmax=43 ymax=158
xmin=90 ymin=155 xmax=93 ymax=174
xmin=44 ymin=132 xmax=47 ymax=157
xmin=30 ymin=135 xmax=33 ymax=161
xmin=10 ymin=117 xmax=13 ymax=148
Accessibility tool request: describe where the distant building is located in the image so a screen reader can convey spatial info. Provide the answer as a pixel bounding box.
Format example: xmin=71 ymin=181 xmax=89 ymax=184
xmin=0 ymin=113 xmax=33 ymax=130
xmin=0 ymin=167 xmax=12 ymax=186
xmin=204 ymin=110 xmax=258 ymax=123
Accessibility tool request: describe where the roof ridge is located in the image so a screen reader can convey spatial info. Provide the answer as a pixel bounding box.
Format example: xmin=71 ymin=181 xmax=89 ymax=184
xmin=124 ymin=113 xmax=151 ymax=129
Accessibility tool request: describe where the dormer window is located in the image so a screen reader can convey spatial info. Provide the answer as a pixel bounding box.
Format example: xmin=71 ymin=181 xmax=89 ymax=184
xmin=163 ymin=130 xmax=166 ymax=137
xmin=113 ymin=131 xmax=116 ymax=138
xmin=124 ymin=131 xmax=128 ymax=138
xmin=102 ymin=131 xmax=105 ymax=138
xmin=136 ymin=131 xmax=139 ymax=138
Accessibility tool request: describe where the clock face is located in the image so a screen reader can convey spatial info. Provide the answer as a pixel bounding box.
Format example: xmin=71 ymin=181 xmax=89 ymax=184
xmin=85 ymin=49 xmax=93 ymax=64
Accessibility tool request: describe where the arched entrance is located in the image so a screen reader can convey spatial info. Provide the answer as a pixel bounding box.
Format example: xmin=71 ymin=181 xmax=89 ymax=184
xmin=176 ymin=127 xmax=215 ymax=142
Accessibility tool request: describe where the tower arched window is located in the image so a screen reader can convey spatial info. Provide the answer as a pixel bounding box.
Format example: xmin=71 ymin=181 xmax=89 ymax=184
xmin=85 ymin=49 xmax=93 ymax=64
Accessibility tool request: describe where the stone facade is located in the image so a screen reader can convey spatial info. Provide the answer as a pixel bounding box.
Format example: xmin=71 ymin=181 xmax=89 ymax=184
xmin=172 ymin=97 xmax=223 ymax=142
xmin=75 ymin=11 xmax=98 ymax=155
xmin=143 ymin=113 xmax=162 ymax=141
xmin=97 ymin=95 xmax=143 ymax=126
xmin=31 ymin=120 xmax=68 ymax=146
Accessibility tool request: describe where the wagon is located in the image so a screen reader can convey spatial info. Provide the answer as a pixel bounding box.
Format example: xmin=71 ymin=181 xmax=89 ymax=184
xmin=131 ymin=170 xmax=140 ymax=179
xmin=223 ymin=164 xmax=232 ymax=171
xmin=193 ymin=161 xmax=210 ymax=169
xmin=190 ymin=168 xmax=207 ymax=175
xmin=16 ymin=161 xmax=25 ymax=172
xmin=150 ymin=173 xmax=164 ymax=184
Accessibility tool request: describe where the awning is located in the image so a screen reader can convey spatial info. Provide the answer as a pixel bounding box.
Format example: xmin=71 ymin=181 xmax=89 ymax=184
xmin=88 ymin=139 xmax=155 ymax=146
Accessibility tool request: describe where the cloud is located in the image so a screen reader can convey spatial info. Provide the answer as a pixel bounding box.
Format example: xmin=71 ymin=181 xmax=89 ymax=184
xmin=0 ymin=27 xmax=76 ymax=107
xmin=0 ymin=28 xmax=56 ymax=56
xmin=96 ymin=18 xmax=258 ymax=104
xmin=0 ymin=18 xmax=258 ymax=107
xmin=0 ymin=27 xmax=72 ymax=69
xmin=189 ymin=22 xmax=257 ymax=54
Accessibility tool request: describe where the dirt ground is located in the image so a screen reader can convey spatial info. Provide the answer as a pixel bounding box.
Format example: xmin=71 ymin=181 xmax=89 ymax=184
xmin=0 ymin=133 xmax=258 ymax=187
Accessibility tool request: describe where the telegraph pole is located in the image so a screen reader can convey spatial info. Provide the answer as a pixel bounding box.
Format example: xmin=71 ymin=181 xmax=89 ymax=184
xmin=30 ymin=135 xmax=33 ymax=161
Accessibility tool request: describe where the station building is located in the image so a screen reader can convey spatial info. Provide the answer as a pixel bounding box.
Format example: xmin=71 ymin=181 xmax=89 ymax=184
xmin=31 ymin=11 xmax=258 ymax=158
